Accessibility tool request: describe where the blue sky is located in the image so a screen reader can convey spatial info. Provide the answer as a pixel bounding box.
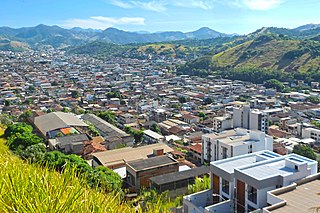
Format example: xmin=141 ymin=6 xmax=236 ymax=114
xmin=1 ymin=0 xmax=320 ymax=34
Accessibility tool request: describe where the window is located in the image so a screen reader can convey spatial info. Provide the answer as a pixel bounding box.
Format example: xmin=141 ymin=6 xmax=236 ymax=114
xmin=247 ymin=185 xmax=257 ymax=204
xmin=222 ymin=179 xmax=229 ymax=195
xmin=222 ymin=147 xmax=228 ymax=159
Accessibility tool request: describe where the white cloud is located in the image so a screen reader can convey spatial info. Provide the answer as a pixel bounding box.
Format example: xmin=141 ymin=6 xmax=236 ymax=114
xmin=131 ymin=1 xmax=167 ymax=12
xmin=110 ymin=0 xmax=133 ymax=8
xmin=63 ymin=16 xmax=145 ymax=29
xmin=110 ymin=0 xmax=215 ymax=12
xmin=242 ymin=0 xmax=284 ymax=10
xmin=171 ymin=0 xmax=214 ymax=10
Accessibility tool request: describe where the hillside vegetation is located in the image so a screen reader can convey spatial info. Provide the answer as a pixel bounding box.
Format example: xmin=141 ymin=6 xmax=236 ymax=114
xmin=211 ymin=34 xmax=320 ymax=72
xmin=0 ymin=127 xmax=134 ymax=213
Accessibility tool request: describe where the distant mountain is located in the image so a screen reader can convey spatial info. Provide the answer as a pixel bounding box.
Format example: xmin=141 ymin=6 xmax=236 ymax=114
xmin=294 ymin=24 xmax=320 ymax=31
xmin=186 ymin=27 xmax=227 ymax=39
xmin=1 ymin=24 xmax=320 ymax=51
xmin=0 ymin=25 xmax=232 ymax=48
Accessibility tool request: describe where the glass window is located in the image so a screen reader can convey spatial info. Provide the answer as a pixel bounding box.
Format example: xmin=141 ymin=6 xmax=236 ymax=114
xmin=222 ymin=178 xmax=229 ymax=195
xmin=222 ymin=147 xmax=228 ymax=159
xmin=247 ymin=185 xmax=257 ymax=204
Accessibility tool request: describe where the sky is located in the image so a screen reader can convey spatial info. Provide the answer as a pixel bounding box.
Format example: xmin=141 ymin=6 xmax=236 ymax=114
xmin=1 ymin=0 xmax=320 ymax=34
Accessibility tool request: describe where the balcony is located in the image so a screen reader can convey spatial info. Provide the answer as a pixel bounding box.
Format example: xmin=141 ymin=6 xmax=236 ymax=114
xmin=183 ymin=190 xmax=233 ymax=213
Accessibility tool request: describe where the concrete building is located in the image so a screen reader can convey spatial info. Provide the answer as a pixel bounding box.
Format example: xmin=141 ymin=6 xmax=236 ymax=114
xmin=34 ymin=112 xmax=88 ymax=138
xmin=202 ymin=128 xmax=273 ymax=163
xmin=302 ymin=127 xmax=320 ymax=143
xmin=81 ymin=113 xmax=134 ymax=149
xmin=118 ymin=113 xmax=136 ymax=126
xmin=143 ymin=129 xmax=164 ymax=144
xmin=126 ymin=155 xmax=179 ymax=188
xmin=233 ymin=105 xmax=250 ymax=130
xmin=183 ymin=151 xmax=318 ymax=213
xmin=249 ymin=109 xmax=268 ymax=133
xmin=150 ymin=166 xmax=211 ymax=198
xmin=92 ymin=143 xmax=173 ymax=169
xmin=212 ymin=116 xmax=232 ymax=133
xmin=263 ymin=173 xmax=320 ymax=213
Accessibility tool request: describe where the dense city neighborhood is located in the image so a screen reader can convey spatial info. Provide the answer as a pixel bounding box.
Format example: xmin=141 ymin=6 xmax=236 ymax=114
xmin=1 ymin=49 xmax=320 ymax=213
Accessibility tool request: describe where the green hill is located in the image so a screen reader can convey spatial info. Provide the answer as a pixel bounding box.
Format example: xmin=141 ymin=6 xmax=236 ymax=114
xmin=212 ymin=34 xmax=320 ymax=72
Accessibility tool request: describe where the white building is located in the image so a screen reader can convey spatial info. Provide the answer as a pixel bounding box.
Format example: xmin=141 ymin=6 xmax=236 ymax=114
xmin=202 ymin=128 xmax=273 ymax=163
xmin=302 ymin=127 xmax=320 ymax=143
xmin=212 ymin=115 xmax=232 ymax=133
xmin=233 ymin=106 xmax=283 ymax=133
xmin=184 ymin=151 xmax=318 ymax=213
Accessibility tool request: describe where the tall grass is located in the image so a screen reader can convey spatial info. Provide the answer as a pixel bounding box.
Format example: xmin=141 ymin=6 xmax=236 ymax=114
xmin=0 ymin=127 xmax=176 ymax=213
xmin=0 ymin=128 xmax=134 ymax=213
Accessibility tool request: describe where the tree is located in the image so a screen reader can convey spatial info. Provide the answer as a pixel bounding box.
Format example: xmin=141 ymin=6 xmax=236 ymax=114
xmin=306 ymin=96 xmax=320 ymax=104
xmin=264 ymin=79 xmax=285 ymax=92
xmin=178 ymin=96 xmax=187 ymax=103
xmin=4 ymin=100 xmax=11 ymax=107
xmin=87 ymin=166 xmax=123 ymax=192
xmin=292 ymin=144 xmax=317 ymax=160
xmin=150 ymin=123 xmax=161 ymax=134
xmin=8 ymin=132 xmax=43 ymax=153
xmin=20 ymin=143 xmax=47 ymax=163
xmin=71 ymin=90 xmax=79 ymax=99
xmin=19 ymin=110 xmax=33 ymax=121
xmin=4 ymin=122 xmax=33 ymax=138
xmin=198 ymin=112 xmax=207 ymax=120
xmin=97 ymin=111 xmax=116 ymax=124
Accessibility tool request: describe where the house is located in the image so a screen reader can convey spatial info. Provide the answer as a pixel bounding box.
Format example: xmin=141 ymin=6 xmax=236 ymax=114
xmin=143 ymin=129 xmax=164 ymax=144
xmin=202 ymin=128 xmax=273 ymax=163
xmin=150 ymin=166 xmax=211 ymax=197
xmin=92 ymin=143 xmax=173 ymax=169
xmin=188 ymin=143 xmax=202 ymax=163
xmin=183 ymin=151 xmax=318 ymax=213
xmin=182 ymin=114 xmax=200 ymax=124
xmin=81 ymin=113 xmax=134 ymax=149
xmin=126 ymin=155 xmax=179 ymax=188
xmin=48 ymin=133 xmax=91 ymax=154
xmin=33 ymin=112 xmax=89 ymax=138
xmin=118 ymin=113 xmax=136 ymax=126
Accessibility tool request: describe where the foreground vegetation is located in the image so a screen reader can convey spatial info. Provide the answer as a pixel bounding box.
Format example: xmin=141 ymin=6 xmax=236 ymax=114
xmin=0 ymin=127 xmax=133 ymax=212
xmin=0 ymin=123 xmax=211 ymax=212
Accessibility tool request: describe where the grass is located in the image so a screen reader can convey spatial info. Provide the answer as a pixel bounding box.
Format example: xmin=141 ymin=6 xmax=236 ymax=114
xmin=0 ymin=127 xmax=135 ymax=213
xmin=0 ymin=126 xmax=177 ymax=213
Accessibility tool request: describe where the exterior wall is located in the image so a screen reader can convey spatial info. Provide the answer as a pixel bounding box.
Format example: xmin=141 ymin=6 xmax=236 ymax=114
xmin=302 ymin=128 xmax=320 ymax=142
xmin=183 ymin=190 xmax=214 ymax=213
xmin=129 ymin=163 xmax=179 ymax=188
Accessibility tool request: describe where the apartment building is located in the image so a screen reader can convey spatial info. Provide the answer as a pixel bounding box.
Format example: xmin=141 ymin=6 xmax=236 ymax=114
xmin=302 ymin=127 xmax=320 ymax=143
xmin=233 ymin=106 xmax=283 ymax=133
xmin=183 ymin=151 xmax=318 ymax=213
xmin=212 ymin=115 xmax=232 ymax=133
xmin=201 ymin=128 xmax=273 ymax=163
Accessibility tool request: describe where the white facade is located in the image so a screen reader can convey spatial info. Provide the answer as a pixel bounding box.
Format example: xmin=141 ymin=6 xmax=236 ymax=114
xmin=212 ymin=116 xmax=232 ymax=133
xmin=302 ymin=127 xmax=320 ymax=143
xmin=184 ymin=151 xmax=318 ymax=213
xmin=233 ymin=106 xmax=270 ymax=133
xmin=202 ymin=128 xmax=273 ymax=163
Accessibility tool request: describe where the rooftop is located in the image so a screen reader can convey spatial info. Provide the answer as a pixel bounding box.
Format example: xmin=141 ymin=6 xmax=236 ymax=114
xmin=150 ymin=166 xmax=211 ymax=185
xmin=34 ymin=112 xmax=88 ymax=136
xmin=211 ymin=150 xmax=281 ymax=174
xmin=92 ymin=143 xmax=173 ymax=167
xmin=126 ymin=155 xmax=178 ymax=172
xmin=143 ymin=129 xmax=164 ymax=140
xmin=265 ymin=174 xmax=320 ymax=213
